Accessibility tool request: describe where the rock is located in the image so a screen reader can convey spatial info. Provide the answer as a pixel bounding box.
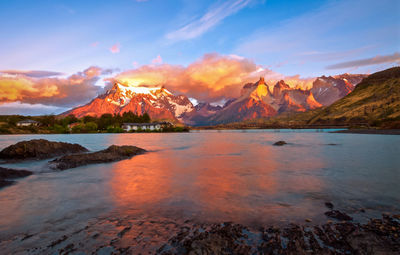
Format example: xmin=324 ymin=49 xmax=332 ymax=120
xmin=324 ymin=202 xmax=334 ymax=209
xmin=158 ymin=214 xmax=400 ymax=254
xmin=50 ymin=145 xmax=146 ymax=170
xmin=0 ymin=167 xmax=33 ymax=188
xmin=0 ymin=179 xmax=14 ymax=188
xmin=0 ymin=139 xmax=88 ymax=161
xmin=273 ymin=141 xmax=287 ymax=146
xmin=305 ymin=218 xmax=312 ymax=222
xmin=324 ymin=210 xmax=353 ymax=221
xmin=0 ymin=167 xmax=33 ymax=179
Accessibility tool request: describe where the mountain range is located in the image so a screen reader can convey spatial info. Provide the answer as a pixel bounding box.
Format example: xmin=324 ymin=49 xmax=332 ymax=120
xmin=65 ymin=72 xmax=368 ymax=126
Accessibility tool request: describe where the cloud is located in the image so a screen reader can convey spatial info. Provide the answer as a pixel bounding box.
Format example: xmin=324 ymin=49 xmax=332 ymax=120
xmin=151 ymin=55 xmax=163 ymax=64
xmin=0 ymin=70 xmax=64 ymax=78
xmin=91 ymin=42 xmax=99 ymax=47
xmin=166 ymin=0 xmax=253 ymax=41
xmin=114 ymin=53 xmax=311 ymax=102
xmin=0 ymin=102 xmax=67 ymax=115
xmin=326 ymin=52 xmax=400 ymax=69
xmin=110 ymin=43 xmax=120 ymax=53
xmin=0 ymin=56 xmax=317 ymax=110
xmin=0 ymin=66 xmax=104 ymax=107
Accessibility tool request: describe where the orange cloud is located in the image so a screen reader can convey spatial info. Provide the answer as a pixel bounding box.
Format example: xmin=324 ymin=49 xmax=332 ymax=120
xmin=0 ymin=55 xmax=316 ymax=108
xmin=115 ymin=53 xmax=312 ymax=102
xmin=0 ymin=67 xmax=103 ymax=107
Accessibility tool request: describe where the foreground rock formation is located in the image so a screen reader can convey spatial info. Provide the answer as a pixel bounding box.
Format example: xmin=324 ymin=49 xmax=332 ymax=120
xmin=0 ymin=167 xmax=32 ymax=188
xmin=50 ymin=145 xmax=146 ymax=170
xmin=1 ymin=212 xmax=398 ymax=254
xmin=0 ymin=139 xmax=88 ymax=161
xmin=158 ymin=214 xmax=400 ymax=254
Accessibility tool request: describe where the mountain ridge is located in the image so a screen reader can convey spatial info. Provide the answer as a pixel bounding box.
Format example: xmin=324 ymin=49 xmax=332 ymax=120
xmin=63 ymin=72 xmax=370 ymax=126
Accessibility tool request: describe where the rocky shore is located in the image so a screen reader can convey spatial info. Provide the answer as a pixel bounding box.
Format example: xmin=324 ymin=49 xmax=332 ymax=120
xmin=1 ymin=211 xmax=398 ymax=254
xmin=158 ymin=214 xmax=400 ymax=254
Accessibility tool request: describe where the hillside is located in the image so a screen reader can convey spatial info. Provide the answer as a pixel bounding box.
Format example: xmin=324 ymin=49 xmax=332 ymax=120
xmin=308 ymin=67 xmax=400 ymax=127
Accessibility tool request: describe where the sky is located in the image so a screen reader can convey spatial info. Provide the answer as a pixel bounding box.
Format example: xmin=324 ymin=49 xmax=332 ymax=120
xmin=0 ymin=0 xmax=399 ymax=114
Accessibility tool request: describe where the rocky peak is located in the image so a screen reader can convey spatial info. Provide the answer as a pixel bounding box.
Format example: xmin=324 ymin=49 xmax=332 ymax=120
xmin=273 ymin=80 xmax=290 ymax=98
xmin=195 ymin=102 xmax=222 ymax=112
xmin=256 ymin=77 xmax=266 ymax=85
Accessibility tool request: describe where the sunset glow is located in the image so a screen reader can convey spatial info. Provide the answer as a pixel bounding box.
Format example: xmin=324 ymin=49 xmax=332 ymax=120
xmin=0 ymin=0 xmax=398 ymax=114
xmin=0 ymin=1 xmax=399 ymax=253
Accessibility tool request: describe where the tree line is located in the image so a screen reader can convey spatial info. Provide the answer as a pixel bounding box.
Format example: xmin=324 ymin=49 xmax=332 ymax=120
xmin=0 ymin=111 xmax=151 ymax=134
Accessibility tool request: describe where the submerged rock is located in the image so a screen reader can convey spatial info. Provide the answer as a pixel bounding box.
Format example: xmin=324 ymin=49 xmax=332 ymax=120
xmin=0 ymin=167 xmax=33 ymax=188
xmin=0 ymin=179 xmax=14 ymax=188
xmin=50 ymin=145 xmax=146 ymax=170
xmin=324 ymin=210 xmax=353 ymax=221
xmin=324 ymin=202 xmax=334 ymax=209
xmin=273 ymin=141 xmax=287 ymax=146
xmin=0 ymin=139 xmax=88 ymax=161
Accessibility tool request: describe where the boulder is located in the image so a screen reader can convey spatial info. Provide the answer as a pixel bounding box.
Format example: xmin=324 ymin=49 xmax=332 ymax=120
xmin=0 ymin=139 xmax=88 ymax=161
xmin=50 ymin=145 xmax=146 ymax=170
xmin=273 ymin=141 xmax=287 ymax=146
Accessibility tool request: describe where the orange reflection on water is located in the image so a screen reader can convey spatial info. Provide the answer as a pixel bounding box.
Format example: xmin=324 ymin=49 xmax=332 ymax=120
xmin=108 ymin=132 xmax=327 ymax=225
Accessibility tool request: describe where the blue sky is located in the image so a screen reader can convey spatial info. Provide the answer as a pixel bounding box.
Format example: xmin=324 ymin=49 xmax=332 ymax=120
xmin=0 ymin=0 xmax=399 ymax=114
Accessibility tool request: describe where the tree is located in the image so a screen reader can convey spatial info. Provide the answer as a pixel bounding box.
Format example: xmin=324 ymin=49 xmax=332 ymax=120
xmin=83 ymin=115 xmax=97 ymax=123
xmin=141 ymin=113 xmax=150 ymax=123
xmin=85 ymin=122 xmax=98 ymax=132
xmin=38 ymin=115 xmax=56 ymax=127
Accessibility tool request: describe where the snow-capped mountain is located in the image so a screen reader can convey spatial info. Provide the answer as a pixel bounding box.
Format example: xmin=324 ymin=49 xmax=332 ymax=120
xmin=64 ymin=82 xmax=195 ymax=121
xmin=63 ymin=73 xmax=369 ymax=126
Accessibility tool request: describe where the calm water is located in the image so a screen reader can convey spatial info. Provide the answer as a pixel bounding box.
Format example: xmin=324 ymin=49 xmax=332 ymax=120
xmin=0 ymin=130 xmax=399 ymax=249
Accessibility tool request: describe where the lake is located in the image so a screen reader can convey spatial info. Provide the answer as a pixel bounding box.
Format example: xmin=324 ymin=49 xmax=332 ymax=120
xmin=0 ymin=130 xmax=399 ymax=253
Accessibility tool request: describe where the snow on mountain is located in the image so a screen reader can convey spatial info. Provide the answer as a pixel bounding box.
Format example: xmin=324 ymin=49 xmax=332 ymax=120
xmin=64 ymin=82 xmax=195 ymax=122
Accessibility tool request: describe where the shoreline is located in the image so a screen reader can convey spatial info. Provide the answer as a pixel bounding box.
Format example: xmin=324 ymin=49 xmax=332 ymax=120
xmin=3 ymin=128 xmax=400 ymax=135
xmin=1 ymin=212 xmax=399 ymax=254
xmin=331 ymin=129 xmax=400 ymax=135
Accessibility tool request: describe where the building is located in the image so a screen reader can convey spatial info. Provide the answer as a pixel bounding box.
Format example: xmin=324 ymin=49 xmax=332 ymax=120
xmin=16 ymin=119 xmax=40 ymax=127
xmin=122 ymin=122 xmax=172 ymax=132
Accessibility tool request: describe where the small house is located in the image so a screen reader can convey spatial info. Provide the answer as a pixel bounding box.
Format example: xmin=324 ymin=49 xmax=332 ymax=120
xmin=122 ymin=122 xmax=172 ymax=132
xmin=16 ymin=119 xmax=40 ymax=127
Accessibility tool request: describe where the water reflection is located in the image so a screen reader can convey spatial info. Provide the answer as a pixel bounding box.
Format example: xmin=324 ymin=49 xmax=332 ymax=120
xmin=108 ymin=132 xmax=335 ymax=226
xmin=0 ymin=131 xmax=399 ymax=235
